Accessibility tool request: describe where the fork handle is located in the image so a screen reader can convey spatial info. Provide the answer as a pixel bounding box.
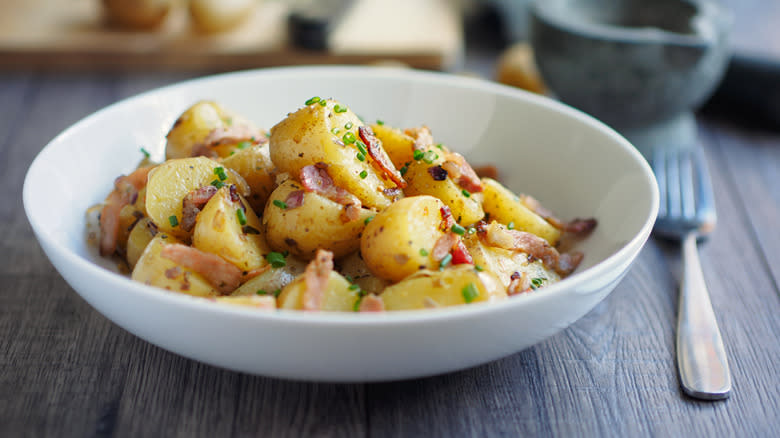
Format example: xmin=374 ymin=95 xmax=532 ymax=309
xmin=676 ymin=232 xmax=731 ymax=400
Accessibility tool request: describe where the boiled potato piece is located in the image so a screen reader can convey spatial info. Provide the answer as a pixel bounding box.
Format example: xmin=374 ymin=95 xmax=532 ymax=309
xmin=231 ymin=256 xmax=308 ymax=297
xmin=370 ymin=123 xmax=415 ymax=168
xmin=382 ymin=265 xmax=506 ymax=310
xmin=269 ymin=99 xmax=397 ymax=210
xmin=277 ymin=271 xmax=360 ymax=312
xmin=116 ymin=204 xmax=144 ymax=255
xmin=336 ymin=251 xmax=390 ymax=295
xmin=165 ymin=101 xmax=259 ymax=159
xmin=462 ymin=233 xmax=559 ymax=289
xmin=214 ymin=295 xmax=276 ymax=310
xmin=192 ymin=186 xmax=270 ymax=272
xmin=126 ymin=217 xmax=158 ymax=270
xmin=220 ymin=144 xmax=276 ymax=213
xmin=145 ymin=156 xmax=248 ymax=239
xmin=190 ymin=0 xmax=256 ymax=33
xmin=481 ymin=178 xmax=560 ymax=245
xmin=103 ymin=0 xmax=172 ymax=30
xmin=360 ymin=195 xmax=447 ymax=282
xmin=132 ymin=234 xmax=218 ymax=297
xmin=263 ymin=179 xmax=374 ymax=260
xmin=403 ymin=147 xmax=485 ymax=226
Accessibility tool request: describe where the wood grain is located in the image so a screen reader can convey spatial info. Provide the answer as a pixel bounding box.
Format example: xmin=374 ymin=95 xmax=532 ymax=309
xmin=1 ymin=68 xmax=779 ymax=437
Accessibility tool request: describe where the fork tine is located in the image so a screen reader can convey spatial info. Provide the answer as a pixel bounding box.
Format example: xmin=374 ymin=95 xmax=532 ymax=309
xmin=666 ymin=147 xmax=682 ymax=219
xmin=679 ymin=149 xmax=696 ymax=220
xmin=693 ymin=146 xmax=717 ymax=227
xmin=653 ymin=146 xmax=668 ymax=218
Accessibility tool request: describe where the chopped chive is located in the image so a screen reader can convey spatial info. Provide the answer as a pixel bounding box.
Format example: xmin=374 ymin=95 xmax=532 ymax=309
xmin=273 ymin=199 xmax=288 ymax=209
xmin=331 ymin=127 xmax=341 ymax=135
xmin=334 ymin=104 xmax=348 ymax=113
xmin=319 ymin=100 xmax=327 ymax=106
xmin=168 ymin=215 xmax=179 ymax=227
xmin=364 ymin=216 xmax=375 ymax=225
xmin=345 ymin=275 xmax=354 ymax=283
xmin=274 ymin=289 xmax=282 ymax=297
xmin=243 ymin=225 xmax=260 ymax=234
xmin=342 ymin=132 xmax=356 ymax=144
xmin=236 ymin=208 xmax=247 ymax=226
xmin=439 ymin=253 xmax=453 ymax=270
xmin=356 ymin=140 xmax=368 ymax=155
xmin=211 ymin=179 xmax=225 ymax=189
xmin=451 ymin=224 xmax=466 ymax=235
xmin=530 ymin=277 xmax=545 ymax=290
xmin=461 ymin=189 xmax=471 ymax=198
xmin=359 ymin=170 xmax=368 ymax=179
xmin=348 ymin=283 xmax=361 ymax=291
xmin=256 ymin=289 xmax=267 ymax=295
xmin=214 ymin=166 xmax=228 ymax=181
xmin=265 ymin=131 xmax=271 ymax=138
xmin=399 ymin=163 xmax=409 ymax=176
xmin=344 ymin=122 xmax=353 ymax=130
xmin=353 ymin=296 xmax=363 ymax=312
xmin=435 ymin=143 xmax=444 ymax=150
xmin=474 ymin=265 xmax=484 ymax=272
xmin=419 ymin=248 xmax=429 ymax=256
xmin=140 ymin=147 xmax=150 ymax=158
xmin=413 ymin=150 xmax=424 ymax=161
xmin=237 ymin=141 xmax=250 ymax=149
xmin=266 ymin=252 xmax=287 ymax=268
xmin=422 ymin=150 xmax=438 ymax=164
xmin=507 ymin=221 xmax=515 ymax=230
xmin=376 ymin=119 xmax=384 ymax=125
xmin=461 ymin=282 xmax=480 ymax=303
xmin=356 ymin=153 xmax=366 ymax=162
xmin=305 ymin=96 xmax=321 ymax=105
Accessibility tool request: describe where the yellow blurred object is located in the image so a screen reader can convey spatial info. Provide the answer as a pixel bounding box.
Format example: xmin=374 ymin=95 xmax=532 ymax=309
xmin=189 ymin=0 xmax=257 ymax=33
xmin=102 ymin=0 xmax=173 ymax=30
xmin=495 ymin=42 xmax=547 ymax=94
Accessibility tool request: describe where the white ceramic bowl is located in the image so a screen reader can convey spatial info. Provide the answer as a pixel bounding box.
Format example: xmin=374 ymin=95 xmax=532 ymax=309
xmin=23 ymin=66 xmax=658 ymax=382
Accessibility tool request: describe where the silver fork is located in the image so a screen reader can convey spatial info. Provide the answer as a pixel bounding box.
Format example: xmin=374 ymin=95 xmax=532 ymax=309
xmin=652 ymin=145 xmax=731 ymax=400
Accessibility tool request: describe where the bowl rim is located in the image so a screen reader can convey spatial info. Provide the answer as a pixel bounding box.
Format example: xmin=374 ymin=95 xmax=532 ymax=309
xmin=23 ymin=65 xmax=659 ymax=327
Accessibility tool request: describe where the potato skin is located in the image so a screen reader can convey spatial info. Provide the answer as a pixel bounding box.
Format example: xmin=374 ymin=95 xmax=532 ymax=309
xmin=165 ymin=101 xmax=258 ymax=160
xmin=131 ymin=234 xmax=217 ymax=297
xmin=480 ymin=178 xmax=560 ymax=245
xmin=231 ymin=256 xmax=308 ymax=297
xmin=220 ymin=144 xmax=276 ymax=213
xmin=269 ymin=99 xmax=396 ymax=210
xmin=403 ymin=148 xmax=485 ymax=226
xmin=145 ymin=156 xmax=248 ymax=239
xmin=192 ymin=186 xmax=270 ymax=272
xmin=381 ymin=265 xmax=506 ymax=310
xmin=462 ymin=233 xmax=559 ymax=289
xmin=126 ymin=217 xmax=157 ymax=270
xmin=277 ymin=271 xmax=360 ymax=312
xmin=336 ymin=251 xmax=390 ymax=295
xmin=360 ymin=195 xmax=447 ymax=282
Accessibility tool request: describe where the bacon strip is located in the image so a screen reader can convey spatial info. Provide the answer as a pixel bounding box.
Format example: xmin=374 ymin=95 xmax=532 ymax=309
xmin=520 ymin=194 xmax=597 ymax=236
xmin=472 ymin=164 xmax=499 ymax=180
xmin=450 ymin=240 xmax=474 ymax=265
xmin=302 ymin=249 xmax=334 ymax=311
xmin=443 ymin=152 xmax=483 ymax=193
xmin=181 ymin=185 xmax=218 ymax=232
xmin=484 ymin=221 xmax=582 ymax=276
xmin=507 ymin=271 xmax=531 ymax=296
xmin=404 ymin=126 xmax=434 ymax=151
xmin=440 ymin=206 xmax=455 ymax=230
xmin=160 ymin=244 xmax=243 ymax=294
xmin=300 ymin=164 xmax=362 ymax=222
xmin=358 ymin=294 xmax=385 ymax=312
xmin=358 ymin=126 xmax=407 ymax=188
xmin=285 ymin=190 xmax=305 ymax=209
xmin=432 ymin=232 xmax=458 ymax=262
xmin=99 ymin=166 xmax=154 ymax=256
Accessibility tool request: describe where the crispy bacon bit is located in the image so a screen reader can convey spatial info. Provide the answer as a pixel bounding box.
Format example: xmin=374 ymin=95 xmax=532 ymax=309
xmin=358 ymin=294 xmax=385 ymax=312
xmin=507 ymin=271 xmax=531 ymax=296
xmin=563 ymin=218 xmax=598 ymax=237
xmin=285 ymin=190 xmax=305 ymax=209
xmin=242 ymin=265 xmax=272 ymax=281
xmin=160 ymin=244 xmax=243 ymax=294
xmin=557 ymin=251 xmax=584 ymax=276
xmin=450 ymin=240 xmax=473 ymax=265
xmin=432 ymin=232 xmax=458 ymax=261
xmin=472 ymin=164 xmax=499 ymax=180
xmin=228 ymin=184 xmax=240 ymax=203
xmin=99 ymin=166 xmax=154 ymax=256
xmin=444 ymin=152 xmax=483 ymax=193
xmin=300 ymin=163 xmax=361 ymax=204
xmin=343 ymin=203 xmax=361 ymax=223
xmin=164 ymin=266 xmax=182 ymax=279
xmin=404 ymin=126 xmax=434 ymax=151
xmin=439 ymin=206 xmax=455 ymax=230
xmin=302 ymin=249 xmax=334 ymax=311
xmin=520 ymin=194 xmax=597 ymax=237
xmin=358 ymin=126 xmax=407 ymax=189
xmin=181 ymin=185 xmax=218 ymax=232
xmin=428 ymin=165 xmax=448 ymax=181
xmin=190 ymin=125 xmax=266 ymax=158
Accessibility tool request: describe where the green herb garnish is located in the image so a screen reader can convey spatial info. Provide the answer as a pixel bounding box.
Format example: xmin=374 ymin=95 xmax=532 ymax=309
xmin=451 ymin=224 xmax=466 ymax=235
xmin=342 ymin=131 xmax=356 ymax=144
xmin=273 ymin=199 xmax=288 ymax=209
xmin=236 ymin=208 xmax=247 ymax=226
xmin=461 ymin=282 xmax=479 ymax=303
xmin=237 ymin=141 xmax=250 ymax=150
xmin=422 ymin=150 xmax=438 ymax=164
xmin=359 ymin=170 xmax=368 ymax=179
xmin=413 ymin=149 xmax=424 ymax=161
xmin=356 ymin=153 xmax=366 ymax=162
xmin=461 ymin=189 xmax=471 ymax=198
xmin=140 ymin=147 xmax=150 ymax=158
xmin=507 ymin=221 xmax=515 ymax=230
xmin=168 ymin=215 xmax=179 ymax=227
xmin=334 ymin=104 xmax=348 ymax=113
xmin=530 ymin=277 xmax=545 ymax=290
xmin=211 ymin=179 xmax=225 ymax=189
xmin=439 ymin=253 xmax=452 ymax=270
xmin=214 ymin=166 xmax=228 ymax=181
xmin=305 ymin=96 xmax=321 ymax=105
xmin=344 ymin=122 xmax=353 ymax=130
xmin=364 ymin=216 xmax=375 ymax=225
xmin=376 ymin=119 xmax=384 ymax=125
xmin=266 ymin=252 xmax=287 ymax=268
xmin=474 ymin=265 xmax=484 ymax=272
xmin=419 ymin=248 xmax=429 ymax=256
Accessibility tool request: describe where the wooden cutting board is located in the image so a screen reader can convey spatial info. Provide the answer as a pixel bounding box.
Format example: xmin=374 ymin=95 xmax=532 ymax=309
xmin=0 ymin=0 xmax=462 ymax=72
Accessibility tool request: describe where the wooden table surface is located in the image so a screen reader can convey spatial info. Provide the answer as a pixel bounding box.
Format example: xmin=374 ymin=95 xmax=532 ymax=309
xmin=2 ymin=12 xmax=780 ymax=438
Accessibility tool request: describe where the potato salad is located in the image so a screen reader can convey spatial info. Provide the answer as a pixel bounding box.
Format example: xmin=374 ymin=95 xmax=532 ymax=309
xmin=87 ymin=98 xmax=596 ymax=312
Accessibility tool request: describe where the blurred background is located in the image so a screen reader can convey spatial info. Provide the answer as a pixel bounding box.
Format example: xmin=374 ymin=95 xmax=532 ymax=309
xmin=0 ymin=0 xmax=776 ymax=126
